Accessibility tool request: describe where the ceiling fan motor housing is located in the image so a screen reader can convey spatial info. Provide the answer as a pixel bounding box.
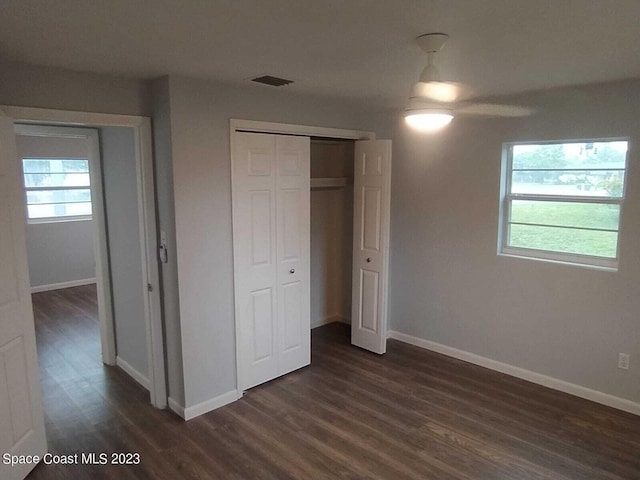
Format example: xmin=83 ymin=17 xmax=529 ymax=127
xmin=416 ymin=33 xmax=449 ymax=53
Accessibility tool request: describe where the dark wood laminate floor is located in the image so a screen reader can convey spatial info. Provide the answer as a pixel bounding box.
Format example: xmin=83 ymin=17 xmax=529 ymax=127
xmin=28 ymin=285 xmax=640 ymax=479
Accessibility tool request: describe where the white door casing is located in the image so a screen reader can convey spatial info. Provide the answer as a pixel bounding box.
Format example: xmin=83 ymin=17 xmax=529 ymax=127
xmin=232 ymin=132 xmax=310 ymax=391
xmin=3 ymin=107 xmax=166 ymax=409
xmin=0 ymin=113 xmax=47 ymax=480
xmin=351 ymin=140 xmax=392 ymax=354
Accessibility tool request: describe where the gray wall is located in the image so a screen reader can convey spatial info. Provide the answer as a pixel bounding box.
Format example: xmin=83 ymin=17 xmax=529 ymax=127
xmin=101 ymin=127 xmax=148 ymax=380
xmin=17 ymin=134 xmax=95 ymax=288
xmin=4 ymin=63 xmax=390 ymax=411
xmin=151 ymin=76 xmax=184 ymax=405
xmin=162 ymin=75 xmax=388 ymax=408
xmin=2 ymin=63 xmax=153 ymax=383
xmin=389 ymin=80 xmax=640 ymax=403
xmin=25 ymin=221 xmax=94 ymax=288
xmin=0 ymin=61 xmax=151 ymax=116
xmin=12 ymin=61 xmax=635 ymax=413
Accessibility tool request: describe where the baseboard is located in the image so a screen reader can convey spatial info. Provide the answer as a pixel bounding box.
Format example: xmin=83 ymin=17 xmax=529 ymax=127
xmin=31 ymin=277 xmax=96 ymax=293
xmin=168 ymin=397 xmax=185 ymax=419
xmin=312 ymin=315 xmax=351 ymax=329
xmin=311 ymin=314 xmax=342 ymax=329
xmin=170 ymin=390 xmax=241 ymax=421
xmin=116 ymin=356 xmax=150 ymax=391
xmin=387 ymin=330 xmax=640 ymax=417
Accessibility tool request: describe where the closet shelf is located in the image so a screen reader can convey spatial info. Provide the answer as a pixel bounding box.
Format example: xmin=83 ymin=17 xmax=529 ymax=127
xmin=310 ymin=177 xmax=351 ymax=189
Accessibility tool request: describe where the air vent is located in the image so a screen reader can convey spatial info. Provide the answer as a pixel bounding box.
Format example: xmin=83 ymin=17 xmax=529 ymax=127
xmin=251 ymin=75 xmax=293 ymax=87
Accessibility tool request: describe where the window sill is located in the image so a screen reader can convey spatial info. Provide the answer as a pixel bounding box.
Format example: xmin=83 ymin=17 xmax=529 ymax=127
xmin=498 ymin=248 xmax=618 ymax=272
xmin=27 ymin=216 xmax=93 ymax=225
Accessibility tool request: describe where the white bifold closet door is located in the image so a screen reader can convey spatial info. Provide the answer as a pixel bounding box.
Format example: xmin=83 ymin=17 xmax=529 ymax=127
xmin=233 ymin=132 xmax=310 ymax=391
xmin=351 ymin=140 xmax=392 ymax=354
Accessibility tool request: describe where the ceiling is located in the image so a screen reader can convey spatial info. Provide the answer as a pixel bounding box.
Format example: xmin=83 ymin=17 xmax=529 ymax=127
xmin=1 ymin=0 xmax=640 ymax=108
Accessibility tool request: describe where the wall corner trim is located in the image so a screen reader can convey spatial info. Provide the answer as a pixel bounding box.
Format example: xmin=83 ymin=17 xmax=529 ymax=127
xmin=172 ymin=390 xmax=241 ymax=421
xmin=30 ymin=277 xmax=96 ymax=293
xmin=116 ymin=356 xmax=150 ymax=391
xmin=387 ymin=330 xmax=640 ymax=417
xmin=168 ymin=397 xmax=185 ymax=419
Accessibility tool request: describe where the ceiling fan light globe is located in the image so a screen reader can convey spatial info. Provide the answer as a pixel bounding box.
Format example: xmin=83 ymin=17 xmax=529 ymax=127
xmin=404 ymin=109 xmax=453 ymax=132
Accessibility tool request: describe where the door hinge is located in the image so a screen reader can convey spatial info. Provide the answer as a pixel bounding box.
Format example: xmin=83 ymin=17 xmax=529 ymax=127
xmin=147 ymin=283 xmax=153 ymax=292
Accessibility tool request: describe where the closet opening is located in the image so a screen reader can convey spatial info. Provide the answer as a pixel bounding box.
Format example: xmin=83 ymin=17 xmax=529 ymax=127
xmin=310 ymin=137 xmax=355 ymax=333
xmin=231 ymin=119 xmax=391 ymax=394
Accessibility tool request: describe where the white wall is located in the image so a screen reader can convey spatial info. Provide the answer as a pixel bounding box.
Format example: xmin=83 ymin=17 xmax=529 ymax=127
xmin=16 ymin=134 xmax=95 ymax=288
xmin=101 ymin=126 xmax=148 ymax=382
xmin=160 ymin=76 xmax=388 ymax=410
xmin=389 ymin=80 xmax=640 ymax=405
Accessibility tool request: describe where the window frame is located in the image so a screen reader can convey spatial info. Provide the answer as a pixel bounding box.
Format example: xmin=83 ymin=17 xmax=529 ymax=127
xmin=498 ymin=137 xmax=630 ymax=270
xmin=21 ymin=157 xmax=93 ymax=224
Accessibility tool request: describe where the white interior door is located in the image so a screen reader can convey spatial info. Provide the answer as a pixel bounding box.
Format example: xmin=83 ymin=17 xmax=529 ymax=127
xmin=233 ymin=132 xmax=310 ymax=391
xmin=351 ymin=139 xmax=392 ymax=354
xmin=0 ymin=113 xmax=47 ymax=479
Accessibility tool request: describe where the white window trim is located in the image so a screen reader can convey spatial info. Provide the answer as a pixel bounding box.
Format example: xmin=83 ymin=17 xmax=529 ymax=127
xmin=498 ymin=137 xmax=630 ymax=270
xmin=21 ymin=157 xmax=93 ymax=224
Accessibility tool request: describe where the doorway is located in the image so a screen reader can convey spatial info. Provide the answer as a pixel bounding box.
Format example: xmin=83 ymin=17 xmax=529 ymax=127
xmin=15 ymin=124 xmax=114 ymax=367
xmin=3 ymin=106 xmax=166 ymax=409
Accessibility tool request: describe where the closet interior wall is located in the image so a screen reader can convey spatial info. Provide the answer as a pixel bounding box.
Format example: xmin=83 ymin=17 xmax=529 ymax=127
xmin=310 ymin=138 xmax=354 ymax=329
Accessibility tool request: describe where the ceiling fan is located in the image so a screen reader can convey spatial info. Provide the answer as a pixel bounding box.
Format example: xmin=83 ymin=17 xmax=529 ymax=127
xmin=405 ymin=33 xmax=534 ymax=132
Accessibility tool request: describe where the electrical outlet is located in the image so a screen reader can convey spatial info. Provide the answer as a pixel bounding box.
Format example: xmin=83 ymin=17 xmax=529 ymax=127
xmin=618 ymin=353 xmax=630 ymax=370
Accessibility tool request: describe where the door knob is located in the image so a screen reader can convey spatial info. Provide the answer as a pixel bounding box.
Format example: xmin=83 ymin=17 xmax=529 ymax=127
xmin=366 ymin=258 xmax=371 ymax=263
xmin=289 ymin=268 xmax=295 ymax=274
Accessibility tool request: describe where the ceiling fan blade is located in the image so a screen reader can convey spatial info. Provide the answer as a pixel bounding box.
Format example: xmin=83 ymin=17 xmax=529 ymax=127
xmin=454 ymin=103 xmax=535 ymax=117
xmin=410 ymin=81 xmax=472 ymax=103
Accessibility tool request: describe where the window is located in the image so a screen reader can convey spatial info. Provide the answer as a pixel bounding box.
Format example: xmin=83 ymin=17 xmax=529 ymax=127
xmin=499 ymin=139 xmax=629 ymax=269
xmin=22 ymin=158 xmax=92 ymax=221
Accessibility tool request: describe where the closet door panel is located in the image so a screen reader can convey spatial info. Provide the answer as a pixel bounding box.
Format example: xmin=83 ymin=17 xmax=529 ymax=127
xmin=280 ymin=189 xmax=302 ymax=260
xmin=362 ymin=186 xmax=382 ymax=252
xmin=249 ymin=288 xmax=275 ymax=361
xmin=249 ymin=190 xmax=273 ymax=265
xmin=233 ymin=133 xmax=279 ymax=389
xmin=358 ymin=269 xmax=379 ymax=332
xmin=281 ymin=281 xmax=302 ymax=351
xmin=276 ymin=136 xmax=310 ymax=374
xmin=351 ymin=140 xmax=392 ymax=354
